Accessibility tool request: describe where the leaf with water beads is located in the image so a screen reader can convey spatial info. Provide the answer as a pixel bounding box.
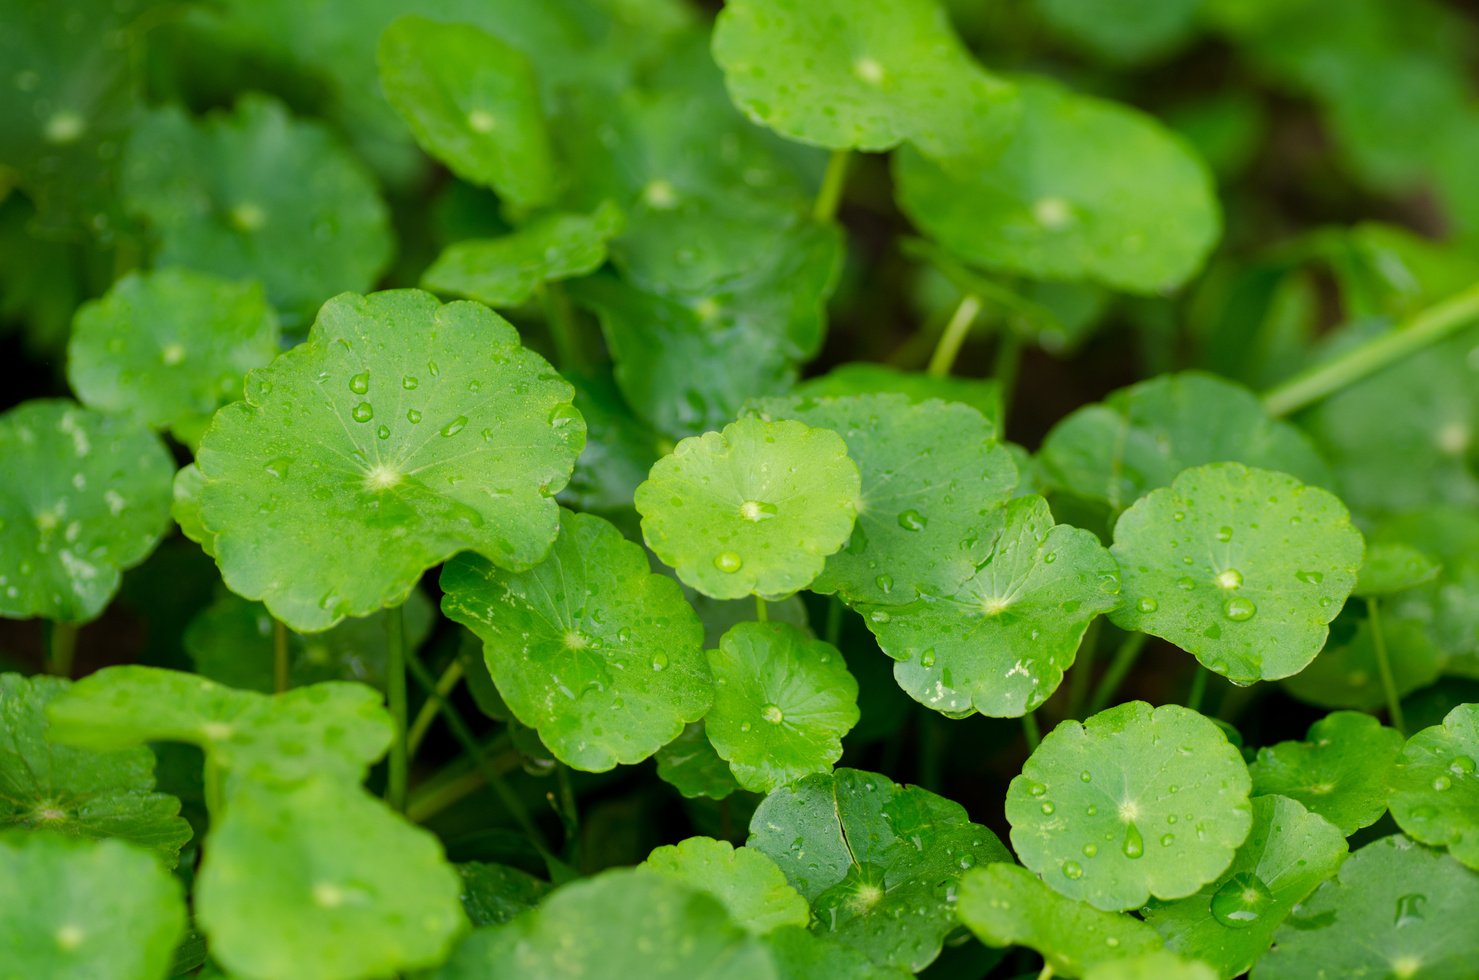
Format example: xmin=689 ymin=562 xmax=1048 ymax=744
xmin=749 ymin=393 xmax=1017 ymax=605
xmin=1387 ymin=703 xmax=1479 ymax=871
xmin=1248 ymin=711 xmax=1403 ymax=835
xmin=440 ymin=509 xmax=711 ymax=773
xmin=655 ymin=722 xmax=741 ymax=800
xmin=705 ymin=622 xmax=858 ymax=792
xmin=1142 ymin=795 xmax=1347 ymax=979
xmin=635 ymin=417 xmax=861 ymax=600
xmin=1250 ymin=834 xmax=1479 ymax=980
xmin=1109 ymin=463 xmax=1365 ymax=685
xmin=641 ymin=836 xmax=810 ymax=934
xmin=192 ymin=289 xmax=584 ymax=632
xmin=0 ymin=399 xmax=174 ymax=624
xmin=747 ymin=767 xmax=1012 ymax=971
xmin=860 ymin=494 xmax=1120 ymax=718
xmin=956 ymin=862 xmax=1164 ymax=977
xmin=1007 ymin=701 xmax=1253 ymax=912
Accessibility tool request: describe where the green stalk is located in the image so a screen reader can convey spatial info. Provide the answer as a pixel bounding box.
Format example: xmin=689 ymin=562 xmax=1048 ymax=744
xmin=273 ymin=619 xmax=289 ymax=694
xmin=45 ymin=622 xmax=77 ymax=678
xmin=1064 ymin=620 xmax=1101 ymax=720
xmin=1086 ymin=632 xmax=1148 ymax=716
xmin=927 ymin=293 xmax=983 ymax=377
xmin=405 ymin=733 xmax=514 ymax=824
xmin=1186 ymin=667 xmax=1209 ymax=713
xmin=1021 ymin=711 xmax=1042 ymax=751
xmin=755 ymin=596 xmax=769 ymax=622
xmin=1262 ymin=281 xmax=1479 ymax=417
xmin=824 ymin=597 xmax=843 ymax=648
xmin=407 ymin=658 xmax=465 ymax=758
xmin=1036 ymin=963 xmax=1055 ymax=980
xmin=385 ymin=604 xmax=409 ymax=813
xmin=812 ymin=150 xmax=851 ymax=223
xmin=1366 ymin=597 xmax=1406 ymax=735
xmin=993 ymin=331 xmax=1024 ymax=427
xmin=553 ymin=763 xmax=580 ymax=865
xmin=538 ymin=282 xmax=584 ymax=372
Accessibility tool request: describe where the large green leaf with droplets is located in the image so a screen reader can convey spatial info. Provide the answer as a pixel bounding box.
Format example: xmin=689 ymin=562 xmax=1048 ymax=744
xmin=192 ymin=289 xmax=584 ymax=632
xmin=0 ymin=833 xmax=186 ymax=980
xmin=1251 ymin=835 xmax=1479 ymax=979
xmin=860 ymin=495 xmax=1120 ymax=718
xmin=655 ymin=722 xmax=740 ymax=800
xmin=705 ymin=622 xmax=858 ymax=793
xmin=0 ymin=674 xmax=191 ymax=863
xmin=1142 ymin=795 xmax=1347 ymax=979
xmin=1248 ymin=711 xmax=1403 ymax=835
xmin=440 ymin=509 xmax=710 ymax=772
xmin=635 ymin=417 xmax=861 ymax=600
xmin=67 ymin=268 xmax=281 ymax=445
xmin=1007 ymin=701 xmax=1253 ymax=912
xmin=1110 ymin=464 xmax=1364 ymax=684
xmin=1388 ymin=704 xmax=1479 ymax=870
xmin=957 ymin=862 xmax=1164 ymax=977
xmin=895 ymin=76 xmax=1220 ymax=293
xmin=641 ymin=836 xmax=810 ymax=934
xmin=1282 ymin=608 xmax=1444 ymax=710
xmin=749 ymin=393 xmax=1017 ymax=605
xmin=748 ymin=767 xmax=1012 ymax=972
xmin=1038 ymin=373 xmax=1331 ymax=514
xmin=0 ymin=400 xmax=174 ymax=623
xmin=712 ymin=0 xmax=1019 ymax=160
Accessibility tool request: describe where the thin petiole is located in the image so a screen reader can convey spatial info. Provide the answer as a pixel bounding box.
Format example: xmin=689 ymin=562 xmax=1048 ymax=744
xmin=1064 ymin=620 xmax=1101 ymax=720
xmin=1086 ymin=631 xmax=1148 ymax=716
xmin=537 ymin=282 xmax=584 ymax=373
xmin=812 ymin=149 xmax=851 ymax=223
xmin=385 ymin=604 xmax=409 ymax=813
xmin=1186 ymin=666 xmax=1209 ymax=713
xmin=927 ymin=293 xmax=983 ymax=377
xmin=45 ymin=622 xmax=78 ymax=678
xmin=755 ymin=595 xmax=769 ymax=622
xmin=273 ymin=619 xmax=289 ymax=694
xmin=1021 ymin=710 xmax=1042 ymax=751
xmin=407 ymin=658 xmax=465 ymax=758
xmin=1366 ymin=597 xmax=1406 ymax=735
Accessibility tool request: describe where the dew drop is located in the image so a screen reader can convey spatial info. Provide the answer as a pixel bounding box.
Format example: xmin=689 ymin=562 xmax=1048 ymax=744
xmin=348 ymin=371 xmax=370 ymax=394
xmin=402 ymin=375 xmax=419 ymax=390
xmin=1295 ymin=570 xmax=1324 ymax=585
xmin=1062 ymin=861 xmax=1084 ymax=880
xmin=1394 ymin=893 xmax=1427 ymax=927
xmin=739 ymin=499 xmax=777 ymax=522
xmin=1137 ymin=597 xmax=1158 ymax=613
xmin=897 ymin=510 xmax=927 ymax=531
xmin=1122 ymin=822 xmax=1144 ymax=859
xmin=1432 ymin=775 xmax=1453 ymax=792
xmin=739 ymin=722 xmax=752 ymax=733
xmin=650 ymin=654 xmax=668 ymax=672
xmin=1176 ymin=576 xmax=1197 ymax=591
xmin=1027 ymin=782 xmax=1047 ymax=797
xmin=714 ymin=551 xmax=743 ymax=573
xmin=1040 ymin=802 xmax=1055 ymax=815
xmin=1211 ymin=872 xmax=1274 ymax=928
xmin=376 ymin=425 xmax=390 ymax=440
xmin=1160 ymin=833 xmax=1175 ymax=847
xmin=1080 ymin=770 xmax=1092 ymax=782
xmin=441 ymin=416 xmax=468 ymax=437
xmin=264 ymin=457 xmax=291 ymax=479
xmin=762 ymin=704 xmax=784 ymax=725
xmin=351 ymin=402 xmax=374 ymax=423
xmin=406 ymin=409 xmax=422 ymax=424
xmin=1216 ymin=568 xmax=1244 ymax=590
xmin=1451 ymin=756 xmax=1477 ymax=776
xmin=1223 ymin=597 xmax=1257 ymax=622
xmin=1216 ymin=525 xmax=1234 ymax=542
xmin=1082 ymin=844 xmax=1097 ymax=857
xmin=875 ymin=574 xmax=894 ymax=595
xmin=919 ymin=648 xmax=936 ymax=668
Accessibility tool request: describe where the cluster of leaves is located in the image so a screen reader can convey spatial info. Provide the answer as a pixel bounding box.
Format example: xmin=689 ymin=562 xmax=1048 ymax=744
xmin=2 ymin=0 xmax=1478 ymax=978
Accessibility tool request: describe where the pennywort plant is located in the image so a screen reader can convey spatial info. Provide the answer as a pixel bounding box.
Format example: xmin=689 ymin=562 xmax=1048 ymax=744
xmin=1 ymin=0 xmax=1478 ymax=977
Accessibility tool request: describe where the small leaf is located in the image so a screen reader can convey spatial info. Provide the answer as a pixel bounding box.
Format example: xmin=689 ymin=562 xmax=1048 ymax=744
xmin=635 ymin=417 xmax=861 ymax=600
xmin=655 ymin=722 xmax=741 ymax=801
xmin=1034 ymin=0 xmax=1203 ymax=64
xmin=1355 ymin=542 xmax=1442 ymax=598
xmin=1248 ymin=711 xmax=1403 ymax=835
xmin=1083 ymin=950 xmax=1219 ymax=980
xmin=1387 ymin=703 xmax=1479 ymax=871
xmin=1376 ymin=508 xmax=1479 ymax=677
xmin=457 ymin=862 xmax=550 ymax=927
xmin=1282 ymin=608 xmax=1444 ymax=711
xmin=1110 ymin=463 xmax=1365 ymax=684
xmin=1006 ymin=701 xmax=1253 ymax=911
xmin=642 ymin=836 xmax=810 ymax=933
xmin=561 ymin=370 xmax=665 ymax=516
xmin=792 ymin=363 xmax=1004 ymax=430
xmin=705 ymin=622 xmax=858 ymax=793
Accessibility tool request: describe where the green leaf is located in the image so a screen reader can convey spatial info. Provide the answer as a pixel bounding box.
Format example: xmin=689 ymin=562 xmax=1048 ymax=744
xmin=66 ymin=268 xmax=280 ymax=445
xmin=712 ymin=0 xmax=1018 ymax=160
xmin=1109 ymin=463 xmax=1365 ymax=684
xmin=655 ymin=721 xmax=741 ymax=800
xmin=1248 ymin=711 xmax=1403 ymax=835
xmin=1007 ymin=701 xmax=1253 ymax=911
xmin=1355 ymin=542 xmax=1442 ymax=598
xmin=1251 ymin=835 xmax=1479 ymax=979
xmin=1142 ymin=795 xmax=1348 ymax=979
xmin=1034 ymin=0 xmax=1202 ymax=64
xmin=1282 ymin=609 xmax=1443 ymax=711
xmin=423 ymin=202 xmax=624 ymax=308
xmin=749 ymin=393 xmax=1017 ymax=605
xmin=761 ymin=925 xmax=913 ymax=979
xmin=705 ymin=622 xmax=858 ymax=793
xmin=1084 ymin=950 xmax=1219 ymax=980
xmin=171 ymin=462 xmax=212 ymax=555
xmin=196 ymin=775 xmax=464 ymax=980
xmin=458 ymin=861 xmax=551 ymax=927
xmin=378 ymin=16 xmax=555 ymax=210
xmin=895 ymin=76 xmax=1220 ymax=293
xmin=1388 ymin=703 xmax=1479 ymax=870
xmin=956 ymin=862 xmax=1165 ymax=977
xmin=642 ymin=836 xmax=810 ymax=933
xmin=1376 ymin=508 xmax=1479 ymax=677
xmin=0 ymin=399 xmax=174 ymax=623
xmin=0 ymin=673 xmax=191 ymax=863
xmin=121 ymin=96 xmax=392 ymax=320
xmin=748 ymin=767 xmax=1012 ymax=971
xmin=0 ymin=833 xmax=186 ymax=979
xmin=635 ymin=417 xmax=861 ymax=600
xmin=561 ymin=370 xmax=664 ymax=516
xmin=193 ymin=289 xmax=584 ymax=632
xmin=791 ymin=363 xmax=1004 ymax=430
xmin=1038 ymin=373 xmax=1330 ymax=514
xmin=860 ymin=495 xmax=1120 ymax=717
xmin=441 ymin=509 xmax=711 ymax=772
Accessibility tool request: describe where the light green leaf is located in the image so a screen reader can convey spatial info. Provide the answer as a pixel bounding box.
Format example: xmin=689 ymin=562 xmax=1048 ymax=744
xmin=1355 ymin=542 xmax=1442 ymax=598
xmin=642 ymin=836 xmax=810 ymax=933
xmin=423 ymin=202 xmax=624 ymax=308
xmin=0 ymin=833 xmax=186 ymax=979
xmin=458 ymin=861 xmax=550 ymax=927
xmin=705 ymin=622 xmax=858 ymax=793
xmin=1109 ymin=463 xmax=1364 ymax=684
xmin=0 ymin=674 xmax=191 ymax=863
xmin=1084 ymin=950 xmax=1219 ymax=980
xmin=1388 ymin=703 xmax=1479 ymax=870
xmin=441 ymin=509 xmax=710 ymax=772
xmin=895 ymin=77 xmax=1219 ymax=293
xmin=1034 ymin=0 xmax=1202 ymax=64
xmin=1248 ymin=711 xmax=1403 ymax=835
xmin=860 ymin=495 xmax=1120 ymax=717
xmin=0 ymin=399 xmax=174 ymax=623
xmin=171 ymin=462 xmax=212 ymax=555
xmin=1251 ymin=835 xmax=1479 ymax=979
xmin=196 ymin=775 xmax=463 ymax=980
xmin=1038 ymin=373 xmax=1330 ymax=514
xmin=193 ymin=289 xmax=584 ymax=632
xmin=1376 ymin=508 xmax=1479 ymax=677
xmin=1006 ymin=701 xmax=1253 ymax=911
xmin=635 ymin=417 xmax=861 ymax=600
xmin=749 ymin=393 xmax=1017 ymax=605
xmin=121 ymin=95 xmax=391 ymax=319
xmin=791 ymin=363 xmax=1004 ymax=430
xmin=1282 ymin=609 xmax=1443 ymax=711
xmin=656 ymin=722 xmax=741 ymax=801
xmin=1143 ymin=796 xmax=1347 ymax=979
xmin=378 ymin=16 xmax=554 ymax=210
xmin=956 ymin=862 xmax=1164 ymax=978
xmin=712 ymin=0 xmax=1018 ymax=159
xmin=748 ymin=767 xmax=1012 ymax=971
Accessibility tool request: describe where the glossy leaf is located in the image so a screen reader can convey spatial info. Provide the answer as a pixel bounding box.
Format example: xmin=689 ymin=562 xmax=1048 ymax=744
xmin=655 ymin=722 xmax=741 ymax=801
xmin=458 ymin=862 xmax=550 ymax=927
xmin=1248 ymin=711 xmax=1403 ymax=835
xmin=1387 ymin=704 xmax=1479 ymax=870
xmin=642 ymin=836 xmax=810 ymax=933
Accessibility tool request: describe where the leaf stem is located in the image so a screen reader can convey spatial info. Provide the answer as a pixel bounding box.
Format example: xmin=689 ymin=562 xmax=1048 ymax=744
xmin=407 ymin=658 xmax=465 ymax=758
xmin=1036 ymin=963 xmax=1055 ymax=980
xmin=1086 ymin=631 xmax=1148 ymax=716
xmin=552 ymin=763 xmax=580 ymax=866
xmin=405 ymin=733 xmax=513 ymax=824
xmin=927 ymin=293 xmax=983 ymax=377
xmin=1186 ymin=667 xmax=1209 ymax=713
xmin=993 ymin=330 xmax=1024 ymax=427
xmin=1021 ymin=710 xmax=1042 ymax=751
xmin=812 ymin=149 xmax=851 ymax=223
xmin=1065 ymin=620 xmax=1101 ymax=720
xmin=538 ymin=282 xmax=584 ymax=372
xmin=824 ymin=596 xmax=843 ymax=648
xmin=272 ymin=619 xmax=289 ymax=694
xmin=385 ymin=604 xmax=409 ymax=813
xmin=755 ymin=596 xmax=769 ymax=622
xmin=45 ymin=622 xmax=77 ymax=678
xmin=1262 ymin=281 xmax=1479 ymax=417
xmin=1366 ymin=597 xmax=1406 ymax=735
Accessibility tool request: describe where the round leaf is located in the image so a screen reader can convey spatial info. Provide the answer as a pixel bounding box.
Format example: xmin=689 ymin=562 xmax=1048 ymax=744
xmin=1035 ymin=0 xmax=1202 ymax=64
xmin=193 ymin=289 xmax=584 ymax=632
xmin=655 ymin=722 xmax=741 ymax=801
xmin=1354 ymin=542 xmax=1441 ymax=598
xmin=1388 ymin=703 xmax=1479 ymax=870
xmin=1007 ymin=701 xmax=1254 ymax=911
xmin=1376 ymin=508 xmax=1479 ymax=677
xmin=1109 ymin=463 xmax=1364 ymax=684
xmin=635 ymin=417 xmax=861 ymax=600
xmin=1282 ymin=609 xmax=1443 ymax=711
xmin=642 ymin=836 xmax=810 ymax=933
xmin=1248 ymin=711 xmax=1403 ymax=835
